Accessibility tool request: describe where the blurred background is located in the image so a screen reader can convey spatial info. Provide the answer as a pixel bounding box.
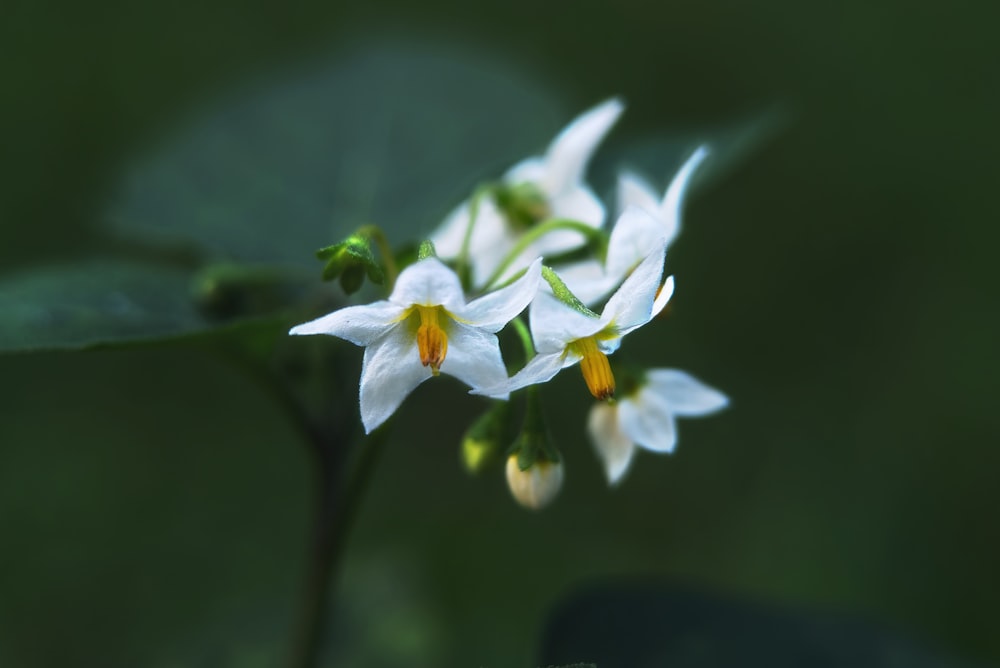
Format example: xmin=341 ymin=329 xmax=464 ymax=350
xmin=1 ymin=0 xmax=998 ymax=666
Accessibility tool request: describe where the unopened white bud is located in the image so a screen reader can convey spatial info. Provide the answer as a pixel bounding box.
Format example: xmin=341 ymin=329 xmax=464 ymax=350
xmin=505 ymin=454 xmax=564 ymax=510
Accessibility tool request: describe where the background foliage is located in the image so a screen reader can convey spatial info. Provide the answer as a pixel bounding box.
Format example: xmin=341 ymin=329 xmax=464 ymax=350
xmin=1 ymin=0 xmax=998 ymax=666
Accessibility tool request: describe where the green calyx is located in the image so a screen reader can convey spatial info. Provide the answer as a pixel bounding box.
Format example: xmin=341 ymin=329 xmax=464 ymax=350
xmin=541 ymin=266 xmax=599 ymax=318
xmin=510 ymin=389 xmax=560 ymax=471
xmin=417 ymin=240 xmax=438 ymax=261
xmin=315 ymin=233 xmax=384 ymax=294
xmin=610 ymin=361 xmax=647 ymax=399
xmin=493 ymin=181 xmax=551 ymax=230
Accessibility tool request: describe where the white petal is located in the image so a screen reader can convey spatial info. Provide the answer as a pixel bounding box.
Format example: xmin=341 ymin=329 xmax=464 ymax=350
xmin=390 ymin=257 xmax=465 ymax=311
xmin=441 ymin=324 xmax=510 ymax=397
xmin=430 ymin=197 xmax=517 ymax=286
xmin=617 ymin=171 xmax=660 ymax=217
xmin=359 ymin=326 xmax=432 ymax=433
xmin=504 ymin=156 xmax=547 ymax=185
xmin=429 ymin=200 xmax=473 ymax=259
xmin=289 ymin=301 xmax=404 ymax=346
xmin=600 ymin=241 xmax=667 ymax=337
xmin=659 ymin=145 xmax=709 ymax=237
xmin=540 ymin=98 xmax=624 ymax=195
xmin=618 ymin=392 xmax=678 ymax=454
xmin=605 ymin=206 xmax=669 ymax=278
xmin=547 ymin=185 xmax=606 ymax=229
xmin=530 ymin=292 xmax=605 ymax=354
xmin=473 ymin=349 xmax=580 ymax=397
xmin=644 ymin=369 xmax=729 ymax=416
xmin=653 ymin=275 xmax=675 ymax=319
xmin=556 ymin=259 xmax=619 ymax=306
xmin=455 ymin=259 xmax=542 ymax=332
xmin=588 ymin=402 xmax=637 ymax=485
xmin=431 ymin=194 xmax=510 ymax=257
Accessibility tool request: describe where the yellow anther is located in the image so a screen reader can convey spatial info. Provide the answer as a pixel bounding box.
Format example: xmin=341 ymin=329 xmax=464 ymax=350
xmin=415 ymin=305 xmax=448 ymax=375
xmin=572 ymin=337 xmax=615 ymax=400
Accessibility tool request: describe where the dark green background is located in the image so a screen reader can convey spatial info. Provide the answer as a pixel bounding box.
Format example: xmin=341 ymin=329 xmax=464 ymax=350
xmin=2 ymin=1 xmax=998 ymax=666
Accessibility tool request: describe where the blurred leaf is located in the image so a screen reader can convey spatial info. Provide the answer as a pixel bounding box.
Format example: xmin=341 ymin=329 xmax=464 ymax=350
xmin=106 ymin=43 xmax=564 ymax=270
xmin=595 ymin=106 xmax=787 ymax=202
xmin=0 ymin=260 xmax=285 ymax=354
xmin=540 ymin=582 xmax=983 ymax=668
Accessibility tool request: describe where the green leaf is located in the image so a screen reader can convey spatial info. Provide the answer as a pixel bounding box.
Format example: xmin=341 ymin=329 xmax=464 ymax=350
xmin=106 ymin=44 xmax=562 ymax=270
xmin=594 ymin=106 xmax=787 ymax=201
xmin=0 ymin=260 xmax=281 ymax=354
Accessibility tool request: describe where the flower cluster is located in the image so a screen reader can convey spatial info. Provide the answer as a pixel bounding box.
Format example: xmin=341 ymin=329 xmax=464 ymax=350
xmin=291 ymin=99 xmax=728 ymax=509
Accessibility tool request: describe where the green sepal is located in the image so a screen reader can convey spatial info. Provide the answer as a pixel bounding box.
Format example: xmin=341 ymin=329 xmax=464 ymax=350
xmin=541 ymin=266 xmax=599 ymax=318
xmin=315 ymin=234 xmax=384 ymax=293
xmin=493 ymin=181 xmax=550 ymax=230
xmin=509 ymin=389 xmax=560 ymax=471
xmin=511 ymin=428 xmax=561 ymax=471
xmin=417 ymin=240 xmax=438 ymax=260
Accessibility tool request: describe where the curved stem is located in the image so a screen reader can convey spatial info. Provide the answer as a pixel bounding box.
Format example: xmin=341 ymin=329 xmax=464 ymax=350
xmin=479 ymin=219 xmax=605 ymax=292
xmin=509 ymin=315 xmax=535 ymax=361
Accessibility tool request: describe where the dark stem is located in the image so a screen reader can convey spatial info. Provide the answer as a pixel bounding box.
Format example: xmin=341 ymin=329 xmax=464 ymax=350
xmin=212 ymin=339 xmax=387 ymax=668
xmin=286 ymin=424 xmax=387 ymax=668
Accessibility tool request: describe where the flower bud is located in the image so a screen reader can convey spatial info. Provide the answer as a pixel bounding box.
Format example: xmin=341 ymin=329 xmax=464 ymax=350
xmin=316 ymin=234 xmax=384 ymax=294
xmin=505 ymin=454 xmax=564 ymax=510
xmin=460 ymin=402 xmax=511 ymax=475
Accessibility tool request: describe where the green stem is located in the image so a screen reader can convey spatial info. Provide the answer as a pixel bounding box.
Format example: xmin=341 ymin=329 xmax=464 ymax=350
xmin=286 ymin=425 xmax=388 ymax=668
xmin=480 ymin=219 xmax=605 ymax=292
xmin=509 ymin=316 xmax=535 ymax=361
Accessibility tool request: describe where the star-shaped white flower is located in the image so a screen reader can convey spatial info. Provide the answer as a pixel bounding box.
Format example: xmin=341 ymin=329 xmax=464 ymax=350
xmin=588 ymin=369 xmax=728 ymax=484
xmin=476 ymin=241 xmax=672 ymax=400
xmin=557 ymin=146 xmax=709 ymax=305
xmin=290 ymin=257 xmax=542 ymax=433
xmin=430 ymin=98 xmax=625 ymax=286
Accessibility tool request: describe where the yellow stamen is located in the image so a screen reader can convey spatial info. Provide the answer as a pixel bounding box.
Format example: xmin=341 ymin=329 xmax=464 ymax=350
xmin=415 ymin=305 xmax=448 ymax=375
xmin=571 ymin=337 xmax=615 ymax=400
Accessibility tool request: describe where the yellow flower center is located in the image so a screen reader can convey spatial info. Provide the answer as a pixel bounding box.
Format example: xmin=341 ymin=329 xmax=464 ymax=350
xmin=569 ymin=336 xmax=615 ymax=400
xmin=415 ymin=305 xmax=448 ymax=375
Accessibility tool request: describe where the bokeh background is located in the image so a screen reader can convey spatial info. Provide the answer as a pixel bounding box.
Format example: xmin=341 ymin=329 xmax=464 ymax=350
xmin=2 ymin=0 xmax=998 ymax=666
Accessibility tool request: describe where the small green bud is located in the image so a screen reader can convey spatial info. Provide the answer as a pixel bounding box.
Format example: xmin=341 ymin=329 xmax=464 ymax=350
xmin=417 ymin=240 xmax=438 ymax=260
xmin=460 ymin=402 xmax=512 ymax=475
xmin=316 ymin=234 xmax=384 ymax=293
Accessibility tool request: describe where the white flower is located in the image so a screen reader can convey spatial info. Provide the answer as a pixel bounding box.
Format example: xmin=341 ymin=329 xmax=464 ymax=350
xmin=430 ymin=98 xmax=625 ymax=287
xmin=557 ymin=146 xmax=709 ymax=305
xmin=476 ymin=241 xmax=672 ymax=400
xmin=505 ymin=455 xmax=564 ymax=510
xmin=290 ymin=257 xmax=542 ymax=433
xmin=588 ymin=369 xmax=728 ymax=485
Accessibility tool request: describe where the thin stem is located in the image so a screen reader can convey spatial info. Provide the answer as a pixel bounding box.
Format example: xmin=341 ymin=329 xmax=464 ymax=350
xmin=509 ymin=316 xmax=535 ymax=361
xmin=286 ymin=426 xmax=389 ymax=668
xmin=479 ymin=219 xmax=605 ymax=292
